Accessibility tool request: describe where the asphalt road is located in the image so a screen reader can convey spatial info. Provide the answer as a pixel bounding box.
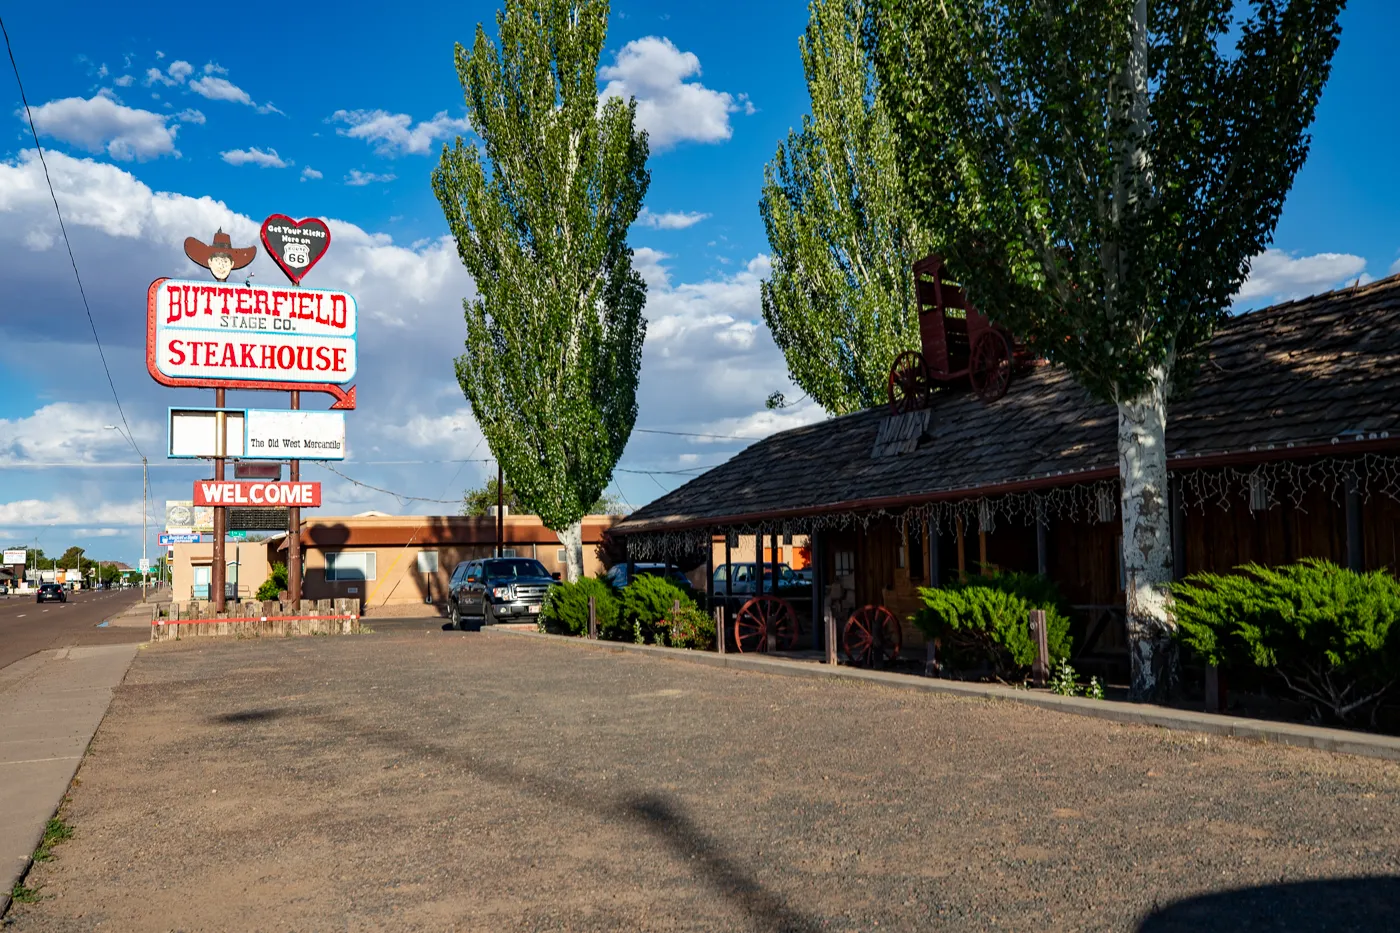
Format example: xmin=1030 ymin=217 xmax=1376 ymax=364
xmin=0 ymin=588 xmax=147 ymax=669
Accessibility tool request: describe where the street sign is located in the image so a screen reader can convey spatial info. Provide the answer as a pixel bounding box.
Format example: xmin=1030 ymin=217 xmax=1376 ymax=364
xmin=146 ymin=278 xmax=357 ymax=408
xmin=261 ymin=215 xmax=331 ymax=285
xmin=168 ymin=408 xmax=345 ymax=460
xmin=158 ymin=533 xmax=203 ymax=545
xmin=226 ymin=530 xmax=247 ymax=541
xmin=192 ymin=480 xmax=322 ymax=507
xmin=139 ymin=558 xmax=151 ymax=574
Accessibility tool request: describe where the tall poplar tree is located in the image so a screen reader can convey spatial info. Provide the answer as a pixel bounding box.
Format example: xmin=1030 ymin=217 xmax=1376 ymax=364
xmin=433 ymin=0 xmax=649 ymax=580
xmin=871 ymin=0 xmax=1344 ymax=699
xmin=760 ymin=0 xmax=930 ymax=416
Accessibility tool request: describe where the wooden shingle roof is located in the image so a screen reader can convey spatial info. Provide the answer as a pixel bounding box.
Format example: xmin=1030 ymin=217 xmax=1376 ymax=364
xmin=616 ymin=275 xmax=1400 ymax=534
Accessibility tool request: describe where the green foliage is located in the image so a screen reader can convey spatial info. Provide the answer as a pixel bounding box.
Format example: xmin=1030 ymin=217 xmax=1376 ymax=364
xmin=460 ymin=476 xmax=530 ymax=517
xmin=11 ymin=881 xmax=40 ymax=904
xmin=539 ymin=577 xmax=619 ymax=637
xmin=655 ymin=603 xmax=717 ymax=651
xmin=1049 ymin=659 xmax=1079 ymax=697
xmin=433 ymin=0 xmax=650 ymax=562
xmin=912 ymin=574 xmax=1071 ymax=679
xmin=256 ymin=563 xmax=288 ymax=602
xmin=33 ymin=818 xmax=72 ymax=863
xmin=870 ymin=0 xmax=1345 ymax=403
xmin=618 ymin=573 xmax=698 ymax=645
xmin=1085 ymin=677 xmax=1105 ymax=701
xmin=759 ymin=0 xmax=931 ymax=415
xmin=1172 ymin=560 xmax=1400 ymax=723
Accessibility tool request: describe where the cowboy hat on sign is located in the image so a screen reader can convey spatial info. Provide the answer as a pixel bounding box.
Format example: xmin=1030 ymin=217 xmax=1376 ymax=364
xmin=184 ymin=229 xmax=258 ymax=282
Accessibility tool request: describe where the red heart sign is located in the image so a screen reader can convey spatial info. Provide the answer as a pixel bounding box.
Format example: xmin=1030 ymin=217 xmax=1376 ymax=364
xmin=260 ymin=214 xmax=331 ymax=285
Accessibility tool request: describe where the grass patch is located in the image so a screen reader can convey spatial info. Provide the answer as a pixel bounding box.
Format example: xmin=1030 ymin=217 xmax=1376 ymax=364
xmin=32 ymin=818 xmax=72 ymax=862
xmin=11 ymin=881 xmax=41 ymax=903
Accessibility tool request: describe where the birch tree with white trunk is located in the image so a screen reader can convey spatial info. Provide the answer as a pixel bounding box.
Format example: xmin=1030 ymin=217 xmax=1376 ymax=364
xmin=433 ymin=0 xmax=649 ymax=581
xmin=871 ymin=0 xmax=1345 ymax=699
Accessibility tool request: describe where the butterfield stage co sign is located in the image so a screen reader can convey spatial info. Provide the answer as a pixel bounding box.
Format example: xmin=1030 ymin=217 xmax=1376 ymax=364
xmin=147 ymin=278 xmax=358 ymax=409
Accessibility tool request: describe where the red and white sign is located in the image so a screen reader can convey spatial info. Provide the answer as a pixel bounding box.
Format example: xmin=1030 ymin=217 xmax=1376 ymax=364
xmin=192 ymin=481 xmax=322 ymax=507
xmin=146 ymin=278 xmax=358 ymax=408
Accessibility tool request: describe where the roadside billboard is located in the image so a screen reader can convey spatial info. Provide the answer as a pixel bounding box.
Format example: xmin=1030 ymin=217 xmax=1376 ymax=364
xmin=3 ymin=549 xmax=25 ymax=565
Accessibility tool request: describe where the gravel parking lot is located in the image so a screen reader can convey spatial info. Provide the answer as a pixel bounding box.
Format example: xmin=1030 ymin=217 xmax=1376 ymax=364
xmin=9 ymin=620 xmax=1400 ymax=931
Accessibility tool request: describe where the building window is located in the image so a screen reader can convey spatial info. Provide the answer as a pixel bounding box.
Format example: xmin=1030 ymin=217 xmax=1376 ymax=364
xmin=557 ymin=548 xmax=567 ymax=563
xmin=834 ymin=550 xmax=854 ymax=575
xmin=908 ymin=524 xmax=925 ymax=581
xmin=501 ymin=548 xmax=517 ymax=558
xmin=325 ymin=551 xmax=377 ymax=582
xmin=416 ymin=551 xmax=439 ymax=573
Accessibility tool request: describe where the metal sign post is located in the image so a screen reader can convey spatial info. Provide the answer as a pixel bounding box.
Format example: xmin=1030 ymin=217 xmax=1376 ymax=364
xmin=288 ymin=390 xmax=302 ymax=604
xmin=213 ymin=387 xmax=226 ymax=611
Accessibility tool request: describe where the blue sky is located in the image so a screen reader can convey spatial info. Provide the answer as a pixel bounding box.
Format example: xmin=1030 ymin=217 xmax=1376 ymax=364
xmin=0 ymin=0 xmax=1397 ymax=568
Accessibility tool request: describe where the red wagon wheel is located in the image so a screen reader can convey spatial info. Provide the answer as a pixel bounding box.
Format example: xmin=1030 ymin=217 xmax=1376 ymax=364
xmin=843 ymin=605 xmax=903 ymax=666
xmin=969 ymin=330 xmax=1013 ymax=402
xmin=734 ymin=595 xmax=798 ymax=653
xmin=887 ymin=350 xmax=931 ymax=414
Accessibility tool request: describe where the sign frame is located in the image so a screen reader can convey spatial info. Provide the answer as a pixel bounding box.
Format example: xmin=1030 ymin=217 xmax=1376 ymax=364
xmin=192 ymin=480 xmax=322 ymax=508
xmin=146 ymin=278 xmax=357 ymax=408
xmin=3 ymin=549 xmax=26 ymax=565
xmin=168 ymin=407 xmax=346 ymax=461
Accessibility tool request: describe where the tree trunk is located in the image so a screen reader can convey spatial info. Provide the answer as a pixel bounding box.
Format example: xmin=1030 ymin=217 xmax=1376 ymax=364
xmin=1118 ymin=368 xmax=1176 ymax=702
xmin=558 ymin=519 xmax=585 ymax=583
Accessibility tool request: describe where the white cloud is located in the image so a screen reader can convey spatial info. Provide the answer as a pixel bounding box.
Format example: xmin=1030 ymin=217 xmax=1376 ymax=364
xmin=638 ymin=207 xmax=709 ymax=230
xmin=174 ymin=108 xmax=205 ymax=124
xmin=188 ymin=75 xmax=250 ymax=104
xmin=599 ymin=37 xmax=748 ymax=148
xmin=0 ymin=498 xmax=145 ymax=527
xmin=167 ymin=60 xmax=194 ymax=83
xmin=112 ymin=75 xmax=134 ymax=87
xmin=0 ymin=403 xmax=158 ymax=467
xmin=345 ymin=169 xmax=396 ymax=186
xmin=330 ymin=109 xmax=471 ymax=156
xmin=1237 ymin=249 xmax=1369 ymax=303
xmin=23 ymin=95 xmax=182 ymax=161
xmin=203 ymin=62 xmax=228 ymax=75
xmin=301 ymin=166 xmax=323 ymax=181
xmin=220 ymin=147 xmax=290 ymax=168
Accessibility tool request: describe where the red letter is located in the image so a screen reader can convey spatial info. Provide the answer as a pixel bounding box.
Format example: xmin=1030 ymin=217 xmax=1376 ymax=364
xmin=167 ymin=339 xmax=186 ymax=365
xmin=235 ymin=288 xmax=251 ymax=314
xmin=315 ymin=346 xmax=331 ymax=370
xmin=261 ymin=343 xmax=276 ymax=369
xmin=165 ymin=284 xmax=185 ymax=324
xmin=330 ymin=294 xmax=347 ymax=329
xmin=220 ymin=343 xmax=237 ymax=367
xmin=253 ymin=288 xmax=270 ymax=316
xmin=332 ymin=348 xmax=346 ymax=372
xmin=276 ymin=346 xmax=295 ymax=370
xmin=240 ymin=344 xmax=255 ymax=368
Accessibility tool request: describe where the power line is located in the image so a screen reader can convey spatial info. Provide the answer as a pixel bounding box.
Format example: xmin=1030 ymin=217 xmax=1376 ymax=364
xmin=1 ymin=15 xmax=143 ymax=462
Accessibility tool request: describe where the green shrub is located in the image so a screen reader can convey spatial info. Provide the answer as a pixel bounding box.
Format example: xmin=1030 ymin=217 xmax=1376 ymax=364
xmin=539 ymin=577 xmax=619 ymax=638
xmin=911 ymin=573 xmax=1072 ymax=680
xmin=620 ymin=574 xmax=697 ymax=645
xmin=256 ymin=563 xmax=288 ymax=601
xmin=1172 ymin=559 xmax=1400 ymax=724
xmin=651 ymin=603 xmax=717 ymax=650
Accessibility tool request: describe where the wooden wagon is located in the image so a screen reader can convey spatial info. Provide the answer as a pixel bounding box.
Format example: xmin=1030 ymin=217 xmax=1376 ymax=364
xmin=888 ymin=253 xmax=1032 ymax=413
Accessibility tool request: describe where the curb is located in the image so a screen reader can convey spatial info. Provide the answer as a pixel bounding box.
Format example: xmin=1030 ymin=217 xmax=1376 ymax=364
xmin=487 ymin=628 xmax=1400 ymax=763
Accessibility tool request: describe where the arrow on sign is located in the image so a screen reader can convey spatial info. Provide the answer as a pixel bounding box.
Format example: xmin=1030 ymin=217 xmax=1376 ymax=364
xmin=328 ymin=384 xmax=356 ymax=409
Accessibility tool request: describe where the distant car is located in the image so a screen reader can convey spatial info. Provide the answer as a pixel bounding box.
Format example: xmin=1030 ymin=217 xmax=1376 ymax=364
xmin=712 ymin=563 xmax=810 ymax=597
xmin=605 ymin=563 xmax=693 ymax=590
xmin=447 ymin=557 xmax=559 ymax=630
xmin=37 ymin=583 xmax=66 ymax=603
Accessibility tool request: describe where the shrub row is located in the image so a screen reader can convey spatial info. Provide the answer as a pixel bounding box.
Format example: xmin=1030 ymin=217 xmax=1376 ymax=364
xmin=539 ymin=573 xmax=715 ymax=650
xmin=911 ymin=571 xmax=1072 ymax=679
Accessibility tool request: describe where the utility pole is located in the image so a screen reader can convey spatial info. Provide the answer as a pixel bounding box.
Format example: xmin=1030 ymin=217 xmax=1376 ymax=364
xmin=106 ymin=424 xmax=149 ymax=603
xmin=496 ymin=462 xmax=503 ymax=558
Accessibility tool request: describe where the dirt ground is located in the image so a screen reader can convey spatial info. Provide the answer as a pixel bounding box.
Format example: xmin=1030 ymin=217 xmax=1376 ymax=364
xmin=8 ymin=620 xmax=1400 ymax=932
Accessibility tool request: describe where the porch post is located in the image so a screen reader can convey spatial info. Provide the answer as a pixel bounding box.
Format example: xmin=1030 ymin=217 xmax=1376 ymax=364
xmin=1169 ymin=474 xmax=1186 ymax=581
xmin=705 ymin=527 xmax=715 ymax=608
xmin=1035 ymin=512 xmax=1049 ymax=577
xmin=810 ymin=530 xmax=823 ymax=651
xmin=927 ymin=518 xmax=940 ymax=588
xmin=771 ymin=529 xmax=779 ymax=596
xmin=1346 ymin=473 xmax=1364 ymax=572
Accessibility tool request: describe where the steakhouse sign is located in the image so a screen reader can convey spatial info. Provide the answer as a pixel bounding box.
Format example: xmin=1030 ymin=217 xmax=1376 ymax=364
xmin=192 ymin=481 xmax=322 ymax=507
xmin=147 ymin=278 xmax=358 ymax=408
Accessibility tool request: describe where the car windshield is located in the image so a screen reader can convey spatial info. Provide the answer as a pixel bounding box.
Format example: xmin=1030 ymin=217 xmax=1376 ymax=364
xmin=482 ymin=559 xmax=550 ymax=579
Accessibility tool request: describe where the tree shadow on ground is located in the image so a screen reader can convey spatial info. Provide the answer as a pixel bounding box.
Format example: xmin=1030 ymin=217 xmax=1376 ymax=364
xmin=312 ymin=712 xmax=820 ymax=933
xmin=1136 ymin=876 xmax=1400 ymax=932
xmin=212 ymin=708 xmax=287 ymax=724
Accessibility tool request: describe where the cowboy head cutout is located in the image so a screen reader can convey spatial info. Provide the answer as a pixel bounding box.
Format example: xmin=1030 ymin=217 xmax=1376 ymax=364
xmin=184 ymin=229 xmax=257 ymax=282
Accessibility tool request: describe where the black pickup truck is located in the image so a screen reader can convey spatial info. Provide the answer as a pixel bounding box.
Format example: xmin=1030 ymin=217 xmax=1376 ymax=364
xmin=447 ymin=557 xmax=559 ymax=630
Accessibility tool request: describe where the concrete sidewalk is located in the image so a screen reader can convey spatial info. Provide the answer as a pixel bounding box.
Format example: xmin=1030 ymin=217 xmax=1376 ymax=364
xmin=0 ymin=643 xmax=140 ymax=914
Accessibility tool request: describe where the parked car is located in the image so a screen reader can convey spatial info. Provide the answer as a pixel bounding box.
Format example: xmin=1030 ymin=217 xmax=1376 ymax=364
xmin=447 ymin=557 xmax=558 ymax=630
xmin=604 ymin=562 xmax=693 ymax=590
xmin=36 ymin=583 xmax=66 ymax=604
xmin=711 ymin=563 xmax=810 ymax=597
